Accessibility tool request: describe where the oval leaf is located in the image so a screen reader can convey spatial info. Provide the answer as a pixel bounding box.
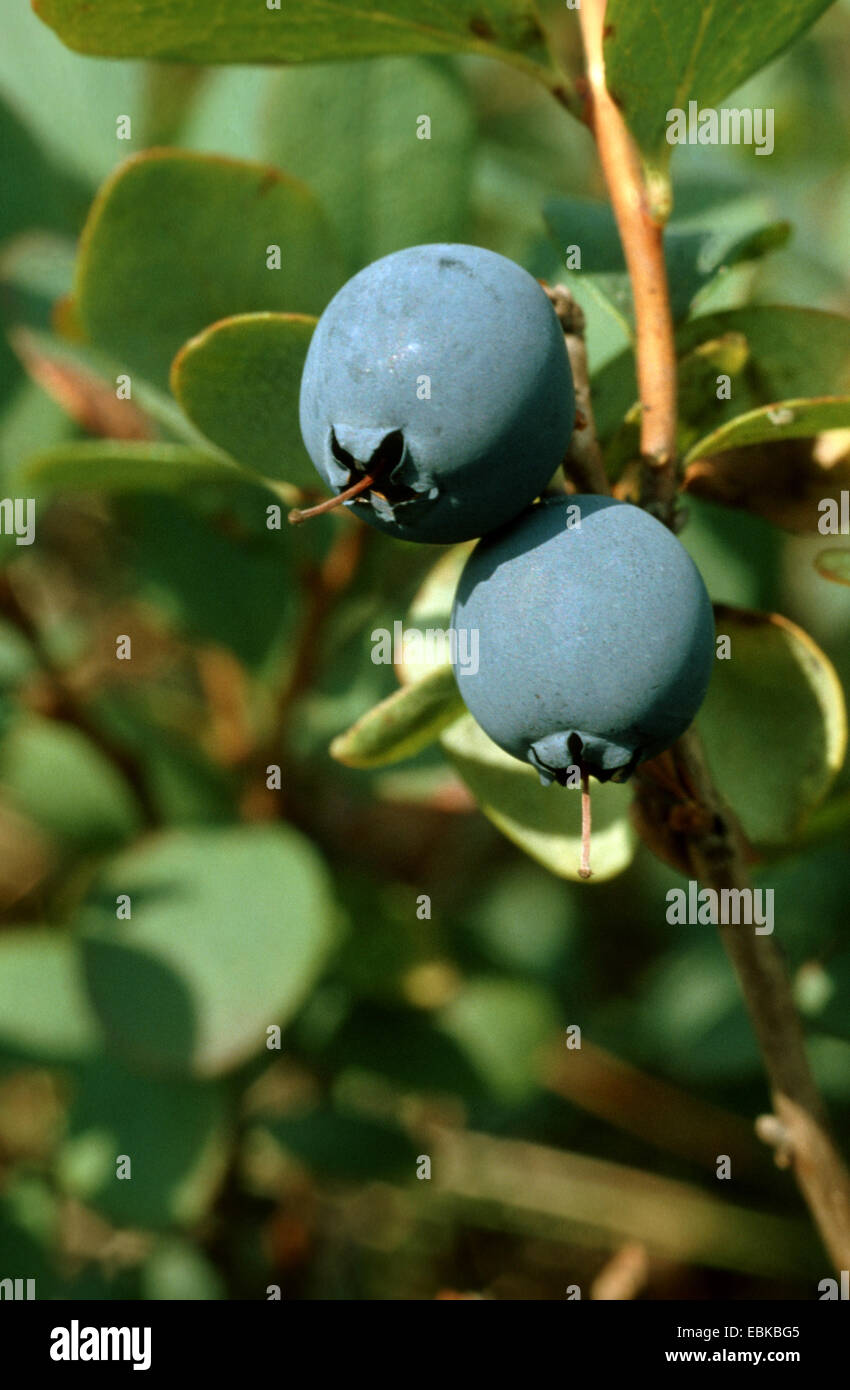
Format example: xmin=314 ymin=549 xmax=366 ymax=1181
xmin=441 ymin=715 xmax=635 ymax=882
xmin=398 ymin=544 xmax=473 ymax=684
xmin=76 ymin=826 xmax=340 ymax=1077
xmin=815 ymin=549 xmax=850 ymax=587
xmin=73 ymin=150 xmax=343 ymax=388
xmin=700 ymin=606 xmax=847 ymax=848
xmin=24 ymin=441 xmax=248 ymax=495
xmin=264 ymin=57 xmax=475 ymax=274
xmin=603 ymin=0 xmax=834 ymax=175
xmin=58 ymin=1057 xmax=229 ymax=1228
xmin=171 ymin=312 xmax=316 ymax=486
xmin=686 ymin=396 xmax=850 ymax=463
xmin=34 ymin=0 xmax=553 ymax=70
xmin=263 ymin=1106 xmax=419 ymax=1181
xmin=437 ymin=978 xmax=559 ymax=1102
xmin=544 ymin=196 xmax=790 ymax=327
xmin=330 ymin=664 xmax=465 ymax=769
xmin=0 ymin=715 xmax=141 ymax=851
xmin=0 ymin=932 xmax=101 ymax=1064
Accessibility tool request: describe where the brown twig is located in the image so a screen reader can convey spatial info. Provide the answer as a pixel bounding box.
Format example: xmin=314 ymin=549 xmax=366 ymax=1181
xmin=240 ymin=521 xmax=369 ymax=818
xmin=275 ymin=522 xmax=368 ymax=734
xmin=579 ymin=0 xmax=850 ymax=1272
xmin=591 ymin=1243 xmax=650 ymax=1301
xmin=644 ymin=731 xmax=850 ymax=1271
xmin=544 ymin=1038 xmax=769 ymax=1177
xmin=577 ymin=0 xmax=678 ymax=524
xmin=543 ymin=284 xmax=609 ymax=495
xmin=0 ymin=572 xmax=159 ymax=828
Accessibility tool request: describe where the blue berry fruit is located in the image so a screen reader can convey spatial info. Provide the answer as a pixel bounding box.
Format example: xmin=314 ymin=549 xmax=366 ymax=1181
xmin=451 ymin=495 xmax=715 ymax=785
xmin=295 ymin=244 xmax=575 ymax=543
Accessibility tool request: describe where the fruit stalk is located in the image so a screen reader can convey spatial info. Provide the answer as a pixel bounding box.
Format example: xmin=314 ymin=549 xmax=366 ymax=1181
xmin=578 ymin=0 xmax=850 ymax=1270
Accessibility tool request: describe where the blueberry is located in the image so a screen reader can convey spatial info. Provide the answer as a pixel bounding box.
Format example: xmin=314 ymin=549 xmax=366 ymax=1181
xmin=451 ymin=495 xmax=715 ymax=784
xmin=295 ymin=244 xmax=575 ymax=543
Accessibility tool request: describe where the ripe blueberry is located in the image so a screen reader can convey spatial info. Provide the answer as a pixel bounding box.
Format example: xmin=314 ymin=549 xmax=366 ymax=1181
xmin=451 ymin=495 xmax=715 ymax=785
xmin=295 ymin=244 xmax=575 ymax=543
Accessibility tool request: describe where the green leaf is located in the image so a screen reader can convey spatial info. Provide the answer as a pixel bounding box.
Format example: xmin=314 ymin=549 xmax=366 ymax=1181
xmin=330 ymin=665 xmax=465 ymax=769
xmin=0 ymin=715 xmax=141 ymax=851
xmin=34 ymin=1 xmax=552 ymax=73
xmin=0 ymin=4 xmax=146 ymax=186
xmin=0 ymin=932 xmax=102 ymax=1065
xmin=57 ymin=1056 xmax=229 ymax=1228
xmin=700 ymin=606 xmax=847 ymax=848
xmin=113 ymin=491 xmax=297 ymax=668
xmin=141 ymin=1240 xmax=225 ymax=1300
xmin=398 ymin=544 xmax=473 ymax=684
xmin=809 ymin=1035 xmax=850 ymax=1105
xmin=685 ymin=396 xmax=850 ymax=463
xmin=544 ymin=195 xmax=790 ymax=327
xmin=324 ymin=1004 xmax=485 ymax=1101
xmin=73 ymin=150 xmax=343 ymax=388
xmin=24 ymin=441 xmax=248 ymax=496
xmin=264 ymin=1105 xmax=419 ymax=1181
xmin=171 ymin=312 xmax=316 ymax=486
xmin=595 ymin=306 xmax=850 ymax=452
xmin=263 ymin=57 xmax=475 ymax=273
xmin=815 ymin=549 xmax=850 ymax=587
xmin=76 ymin=826 xmax=340 ymax=1077
xmin=0 ymin=97 xmax=74 ymax=243
xmin=10 ymin=327 xmax=213 ymax=446
xmin=603 ymin=0 xmax=835 ymax=177
xmin=437 ymin=977 xmax=559 ymax=1102
xmin=636 ymin=942 xmax=761 ymax=1083
xmin=441 ymin=715 xmax=635 ymax=882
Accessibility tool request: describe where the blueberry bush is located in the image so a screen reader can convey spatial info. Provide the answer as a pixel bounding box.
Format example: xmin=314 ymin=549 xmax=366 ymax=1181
xmin=1 ymin=0 xmax=850 ymax=1300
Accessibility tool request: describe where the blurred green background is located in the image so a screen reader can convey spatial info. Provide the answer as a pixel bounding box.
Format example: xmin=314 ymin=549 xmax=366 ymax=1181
xmin=0 ymin=1 xmax=849 ymax=1300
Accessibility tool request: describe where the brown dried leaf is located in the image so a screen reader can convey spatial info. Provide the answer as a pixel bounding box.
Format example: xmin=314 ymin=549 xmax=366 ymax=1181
xmin=10 ymin=326 xmax=153 ymax=441
xmin=683 ymin=437 xmax=850 ymax=532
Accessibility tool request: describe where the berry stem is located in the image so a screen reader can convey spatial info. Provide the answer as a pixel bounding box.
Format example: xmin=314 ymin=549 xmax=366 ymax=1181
xmin=579 ymin=769 xmax=592 ymax=880
xmin=288 ymin=469 xmax=377 ymax=525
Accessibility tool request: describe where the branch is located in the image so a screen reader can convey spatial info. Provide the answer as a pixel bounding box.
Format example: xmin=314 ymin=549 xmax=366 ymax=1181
xmin=591 ymin=1243 xmax=650 ymax=1301
xmin=428 ymin=1125 xmax=816 ymax=1278
xmin=577 ymin=0 xmax=677 ymax=523
xmin=240 ymin=521 xmax=369 ymax=818
xmin=543 ymin=283 xmax=609 ymax=496
xmin=0 ymin=572 xmax=159 ymax=828
xmin=579 ymin=0 xmax=850 ymax=1272
xmin=639 ymin=731 xmax=850 ymax=1272
xmin=544 ymin=1036 xmax=769 ymax=1177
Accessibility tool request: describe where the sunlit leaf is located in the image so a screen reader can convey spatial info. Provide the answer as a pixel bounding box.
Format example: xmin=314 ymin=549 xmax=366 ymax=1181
xmin=330 ymin=665 xmax=465 ymax=768
xmin=171 ymin=312 xmax=316 ymax=486
xmin=76 ymin=826 xmax=340 ymax=1077
xmin=72 ymin=150 xmax=343 ymax=388
xmin=603 ymin=0 xmax=834 ymax=177
xmin=700 ymin=606 xmax=847 ymax=847
xmin=441 ymin=715 xmax=635 ymax=882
